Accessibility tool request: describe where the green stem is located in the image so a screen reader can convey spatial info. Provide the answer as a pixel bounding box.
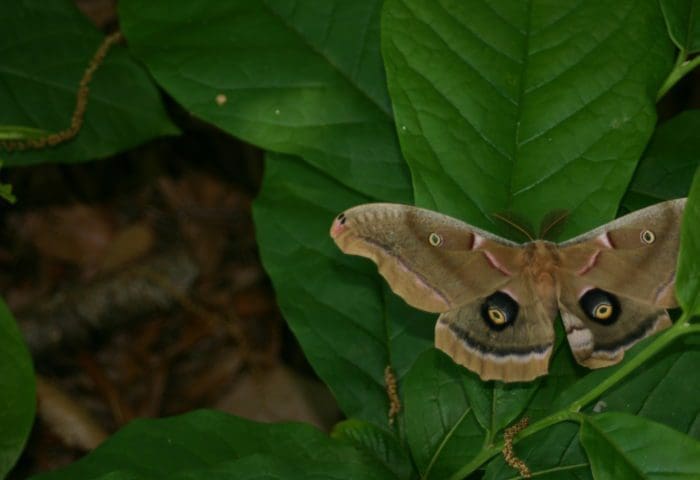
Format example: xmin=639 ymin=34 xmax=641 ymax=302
xmin=446 ymin=442 xmax=500 ymax=480
xmin=447 ymin=316 xmax=700 ymax=479
xmin=657 ymin=50 xmax=700 ymax=101
xmin=447 ymin=410 xmax=581 ymax=480
xmin=567 ymin=314 xmax=698 ymax=411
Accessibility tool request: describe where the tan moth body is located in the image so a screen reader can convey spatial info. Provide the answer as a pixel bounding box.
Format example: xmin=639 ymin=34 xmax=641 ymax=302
xmin=329 ymin=199 xmax=685 ymax=382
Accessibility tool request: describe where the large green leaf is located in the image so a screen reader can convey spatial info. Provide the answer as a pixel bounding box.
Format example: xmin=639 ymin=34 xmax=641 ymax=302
xmin=333 ymin=418 xmax=414 ymax=479
xmin=119 ymin=0 xmax=411 ymax=202
xmin=0 ymin=298 xmax=35 ymax=478
xmin=30 ymin=410 xmax=394 ymax=480
xmin=676 ymin=165 xmax=700 ymax=316
xmin=0 ymin=0 xmax=178 ymax=167
xmin=623 ymin=110 xmax=700 ymax=211
xmin=253 ymin=153 xmax=433 ymax=426
xmin=660 ymin=0 xmax=700 ymax=53
xmin=523 ymin=331 xmax=586 ymax=421
xmin=599 ymin=338 xmax=700 ymax=439
xmin=464 ymin=376 xmax=539 ymax=436
xmin=580 ymin=412 xmax=700 ymax=479
xmin=402 ymin=349 xmax=484 ymax=480
xmin=382 ymin=0 xmax=674 ymax=239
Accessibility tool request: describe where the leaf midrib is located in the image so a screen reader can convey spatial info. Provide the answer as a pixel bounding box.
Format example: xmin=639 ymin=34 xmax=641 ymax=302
xmin=262 ymin=0 xmax=393 ymax=119
xmin=505 ymin=0 xmax=532 ymax=212
xmin=422 ymin=405 xmax=473 ymax=479
xmin=585 ymin=417 xmax=648 ymax=479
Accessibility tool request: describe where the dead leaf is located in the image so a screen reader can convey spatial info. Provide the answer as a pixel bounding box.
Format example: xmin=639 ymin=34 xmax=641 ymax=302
xmin=36 ymin=375 xmax=108 ymax=451
xmin=215 ymin=364 xmax=340 ymax=431
xmin=16 ymin=204 xmax=116 ymax=269
xmin=100 ymin=222 xmax=155 ymax=272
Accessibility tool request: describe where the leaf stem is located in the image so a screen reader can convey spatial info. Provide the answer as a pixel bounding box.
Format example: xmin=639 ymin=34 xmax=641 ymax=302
xmin=447 ymin=315 xmax=700 ymax=479
xmin=447 ymin=410 xmax=582 ymax=480
xmin=657 ymin=50 xmax=700 ymax=101
xmin=567 ymin=314 xmax=696 ymax=412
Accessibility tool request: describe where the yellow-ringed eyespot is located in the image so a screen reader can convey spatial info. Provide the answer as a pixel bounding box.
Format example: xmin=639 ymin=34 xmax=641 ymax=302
xmin=579 ymin=289 xmax=620 ymax=324
xmin=481 ymin=291 xmax=518 ymax=330
xmin=428 ymin=232 xmax=443 ymax=247
xmin=488 ymin=307 xmax=507 ymax=325
xmin=593 ymin=303 xmax=613 ymax=320
xmin=640 ymin=229 xmax=655 ymax=244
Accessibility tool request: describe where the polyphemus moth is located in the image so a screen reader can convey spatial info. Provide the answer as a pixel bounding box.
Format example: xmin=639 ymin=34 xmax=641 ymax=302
xmin=330 ymin=198 xmax=686 ymax=382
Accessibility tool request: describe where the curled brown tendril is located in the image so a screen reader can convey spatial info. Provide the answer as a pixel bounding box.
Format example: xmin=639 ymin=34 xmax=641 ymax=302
xmin=503 ymin=417 xmax=531 ymax=478
xmin=384 ymin=365 xmax=400 ymax=425
xmin=0 ymin=31 xmax=123 ymax=152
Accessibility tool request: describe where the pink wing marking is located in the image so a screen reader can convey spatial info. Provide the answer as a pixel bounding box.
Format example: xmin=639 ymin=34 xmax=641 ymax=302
xmin=577 ymin=250 xmax=600 ymax=275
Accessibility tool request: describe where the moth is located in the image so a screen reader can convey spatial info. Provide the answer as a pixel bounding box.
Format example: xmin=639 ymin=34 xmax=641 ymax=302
xmin=330 ymin=199 xmax=686 ymax=382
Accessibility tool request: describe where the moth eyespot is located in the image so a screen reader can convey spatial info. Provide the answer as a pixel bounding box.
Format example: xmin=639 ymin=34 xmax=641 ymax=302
xmin=579 ymin=289 xmax=620 ymax=324
xmin=593 ymin=303 xmax=613 ymax=320
xmin=481 ymin=292 xmax=518 ymax=330
xmin=640 ymin=229 xmax=655 ymax=244
xmin=487 ymin=307 xmax=506 ymax=325
xmin=428 ymin=232 xmax=443 ymax=247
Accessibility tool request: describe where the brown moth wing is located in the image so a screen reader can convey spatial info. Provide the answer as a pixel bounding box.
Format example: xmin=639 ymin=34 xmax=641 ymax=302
xmin=557 ymin=276 xmax=671 ymax=368
xmin=558 ymin=198 xmax=685 ymax=308
xmin=435 ymin=275 xmax=557 ymax=382
xmin=330 ymin=203 xmax=520 ymax=313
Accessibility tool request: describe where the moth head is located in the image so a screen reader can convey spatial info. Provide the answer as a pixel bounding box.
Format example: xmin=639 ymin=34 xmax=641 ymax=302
xmin=330 ymin=212 xmax=348 ymax=238
xmin=481 ymin=291 xmax=519 ymax=330
xmin=579 ymin=288 xmax=620 ymax=324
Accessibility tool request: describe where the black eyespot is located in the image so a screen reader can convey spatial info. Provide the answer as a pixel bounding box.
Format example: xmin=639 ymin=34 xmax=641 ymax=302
xmin=579 ymin=289 xmax=620 ymax=324
xmin=337 ymin=213 xmax=346 ymax=225
xmin=481 ymin=292 xmax=519 ymax=330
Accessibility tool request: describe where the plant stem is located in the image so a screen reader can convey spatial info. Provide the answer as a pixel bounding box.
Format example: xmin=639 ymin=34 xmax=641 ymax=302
xmin=447 ymin=316 xmax=700 ymax=479
xmin=447 ymin=410 xmax=582 ymax=480
xmin=567 ymin=315 xmax=698 ymax=411
xmin=657 ymin=50 xmax=700 ymax=101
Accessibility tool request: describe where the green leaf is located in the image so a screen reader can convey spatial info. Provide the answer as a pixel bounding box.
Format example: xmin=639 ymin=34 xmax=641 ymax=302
xmin=0 ymin=298 xmax=35 ymax=478
xmin=524 ymin=329 xmax=587 ymax=421
xmin=598 ymin=338 xmax=700 ymax=439
xmin=252 ymin=153 xmax=433 ymax=426
xmin=551 ymin=333 xmax=665 ymax=413
xmin=175 ymin=456 xmax=364 ymax=480
xmin=30 ymin=410 xmax=393 ymax=480
xmin=0 ymin=182 xmax=15 ymax=204
xmin=0 ymin=0 xmax=179 ymax=167
xmin=660 ymin=0 xmax=700 ymax=53
xmin=119 ymin=0 xmax=411 ymax=203
xmin=580 ymin=412 xmax=700 ymax=479
xmin=382 ymin=0 xmax=674 ymax=239
xmin=403 ymin=349 xmax=484 ymax=480
xmin=676 ymin=164 xmax=700 ymax=315
xmin=464 ymin=378 xmax=539 ymax=436
xmin=0 ymin=125 xmax=50 ymax=140
xmin=333 ymin=418 xmax=414 ymax=479
xmin=0 ymin=162 xmax=15 ymax=204
xmin=623 ymin=110 xmax=700 ymax=210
